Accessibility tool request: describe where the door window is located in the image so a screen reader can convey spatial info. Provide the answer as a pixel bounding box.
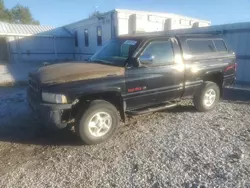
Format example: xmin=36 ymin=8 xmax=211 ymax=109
xmin=140 ymin=40 xmax=174 ymax=65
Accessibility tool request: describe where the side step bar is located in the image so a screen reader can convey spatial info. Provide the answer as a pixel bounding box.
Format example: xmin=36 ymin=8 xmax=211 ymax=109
xmin=126 ymin=103 xmax=177 ymax=115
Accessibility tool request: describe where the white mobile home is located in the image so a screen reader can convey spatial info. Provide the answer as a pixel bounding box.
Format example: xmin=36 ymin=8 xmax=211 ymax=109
xmin=65 ymin=9 xmax=211 ymax=60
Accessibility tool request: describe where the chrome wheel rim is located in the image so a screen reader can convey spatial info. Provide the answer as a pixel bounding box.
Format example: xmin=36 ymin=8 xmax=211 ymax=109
xmin=88 ymin=112 xmax=112 ymax=137
xmin=204 ymin=89 xmax=216 ymax=107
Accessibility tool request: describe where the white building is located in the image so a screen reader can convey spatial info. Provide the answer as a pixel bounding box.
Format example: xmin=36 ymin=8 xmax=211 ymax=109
xmin=65 ymin=9 xmax=211 ymax=60
xmin=0 ymin=21 xmax=74 ymax=64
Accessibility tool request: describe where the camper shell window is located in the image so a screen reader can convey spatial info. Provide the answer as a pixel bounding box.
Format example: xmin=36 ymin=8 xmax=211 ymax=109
xmin=187 ymin=39 xmax=216 ymax=54
xmin=214 ymin=39 xmax=227 ymax=52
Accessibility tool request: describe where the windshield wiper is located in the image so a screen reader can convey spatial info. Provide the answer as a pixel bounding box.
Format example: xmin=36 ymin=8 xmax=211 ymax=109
xmin=90 ymin=59 xmax=112 ymax=65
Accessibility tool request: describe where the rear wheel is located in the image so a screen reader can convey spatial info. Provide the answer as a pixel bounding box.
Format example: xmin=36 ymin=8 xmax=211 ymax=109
xmin=193 ymin=81 xmax=220 ymax=112
xmin=75 ymin=100 xmax=119 ymax=145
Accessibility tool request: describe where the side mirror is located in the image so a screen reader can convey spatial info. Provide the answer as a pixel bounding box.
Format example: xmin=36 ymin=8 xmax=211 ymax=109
xmin=139 ymin=54 xmax=154 ymax=64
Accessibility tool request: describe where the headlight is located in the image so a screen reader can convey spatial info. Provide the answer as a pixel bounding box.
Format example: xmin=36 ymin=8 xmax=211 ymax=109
xmin=42 ymin=92 xmax=67 ymax=104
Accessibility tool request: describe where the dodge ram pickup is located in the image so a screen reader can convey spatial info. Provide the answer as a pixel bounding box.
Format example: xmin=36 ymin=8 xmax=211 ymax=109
xmin=27 ymin=34 xmax=236 ymax=145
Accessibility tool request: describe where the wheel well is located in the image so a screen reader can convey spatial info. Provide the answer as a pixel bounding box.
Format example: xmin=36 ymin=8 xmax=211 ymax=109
xmin=203 ymin=72 xmax=223 ymax=97
xmin=71 ymin=92 xmax=125 ymax=122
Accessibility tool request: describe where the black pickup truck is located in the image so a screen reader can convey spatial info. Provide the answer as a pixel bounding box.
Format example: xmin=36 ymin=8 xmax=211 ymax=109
xmin=27 ymin=34 xmax=236 ymax=145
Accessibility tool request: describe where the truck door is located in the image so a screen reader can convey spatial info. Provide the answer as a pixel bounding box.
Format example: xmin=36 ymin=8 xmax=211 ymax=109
xmin=125 ymin=38 xmax=184 ymax=110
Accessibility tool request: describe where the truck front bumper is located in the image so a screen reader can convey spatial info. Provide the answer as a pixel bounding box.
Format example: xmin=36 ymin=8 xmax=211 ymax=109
xmin=27 ymin=88 xmax=72 ymax=129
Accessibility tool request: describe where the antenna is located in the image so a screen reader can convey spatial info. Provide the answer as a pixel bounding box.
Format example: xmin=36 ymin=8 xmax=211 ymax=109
xmin=94 ymin=5 xmax=99 ymax=13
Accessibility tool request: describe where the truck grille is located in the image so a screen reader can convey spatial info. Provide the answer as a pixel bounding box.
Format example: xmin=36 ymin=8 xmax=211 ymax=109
xmin=29 ymin=77 xmax=39 ymax=92
xmin=28 ymin=76 xmax=42 ymax=101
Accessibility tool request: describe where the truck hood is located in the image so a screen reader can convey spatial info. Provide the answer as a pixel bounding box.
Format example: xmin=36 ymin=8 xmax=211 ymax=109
xmin=34 ymin=61 xmax=125 ymax=84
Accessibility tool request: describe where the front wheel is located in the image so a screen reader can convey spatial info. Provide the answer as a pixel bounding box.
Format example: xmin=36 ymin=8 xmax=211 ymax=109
xmin=193 ymin=81 xmax=220 ymax=112
xmin=75 ymin=100 xmax=119 ymax=145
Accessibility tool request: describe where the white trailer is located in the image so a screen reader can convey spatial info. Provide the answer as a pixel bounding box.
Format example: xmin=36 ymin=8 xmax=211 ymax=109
xmin=65 ymin=9 xmax=211 ymax=60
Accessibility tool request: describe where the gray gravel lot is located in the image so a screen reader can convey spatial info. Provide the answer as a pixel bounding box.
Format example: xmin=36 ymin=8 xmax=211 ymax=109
xmin=0 ymin=87 xmax=250 ymax=188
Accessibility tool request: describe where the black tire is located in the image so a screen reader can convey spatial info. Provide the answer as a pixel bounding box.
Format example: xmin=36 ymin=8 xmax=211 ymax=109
xmin=193 ymin=81 xmax=220 ymax=112
xmin=75 ymin=100 xmax=119 ymax=145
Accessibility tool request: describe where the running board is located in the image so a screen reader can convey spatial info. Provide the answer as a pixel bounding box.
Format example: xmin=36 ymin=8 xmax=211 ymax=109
xmin=126 ymin=103 xmax=177 ymax=115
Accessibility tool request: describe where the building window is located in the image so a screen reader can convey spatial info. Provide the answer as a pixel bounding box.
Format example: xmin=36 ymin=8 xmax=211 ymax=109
xmin=84 ymin=29 xmax=89 ymax=47
xmin=74 ymin=31 xmax=78 ymax=47
xmin=97 ymin=26 xmax=102 ymax=46
xmin=179 ymin=19 xmax=189 ymax=25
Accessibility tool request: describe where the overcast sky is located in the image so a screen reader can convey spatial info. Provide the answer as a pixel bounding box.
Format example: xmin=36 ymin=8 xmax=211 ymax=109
xmin=5 ymin=0 xmax=250 ymax=26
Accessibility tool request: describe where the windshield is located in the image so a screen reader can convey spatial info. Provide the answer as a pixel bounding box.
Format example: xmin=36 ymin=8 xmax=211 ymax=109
xmin=90 ymin=38 xmax=140 ymax=66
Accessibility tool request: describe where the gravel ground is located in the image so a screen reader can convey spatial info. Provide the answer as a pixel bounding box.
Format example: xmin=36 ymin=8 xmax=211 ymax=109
xmin=0 ymin=87 xmax=250 ymax=188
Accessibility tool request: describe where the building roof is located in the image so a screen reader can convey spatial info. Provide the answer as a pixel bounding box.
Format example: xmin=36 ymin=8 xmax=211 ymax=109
xmin=64 ymin=9 xmax=211 ymax=31
xmin=0 ymin=21 xmax=72 ymax=37
xmin=115 ymin=9 xmax=211 ymax=24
